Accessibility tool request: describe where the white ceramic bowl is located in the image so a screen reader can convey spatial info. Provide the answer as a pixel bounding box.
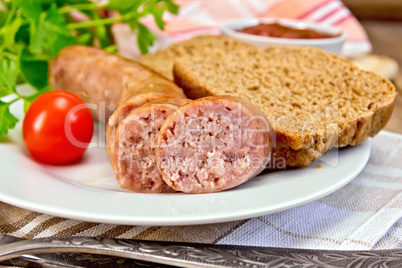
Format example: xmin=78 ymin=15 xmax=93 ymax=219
xmin=220 ymin=18 xmax=347 ymax=55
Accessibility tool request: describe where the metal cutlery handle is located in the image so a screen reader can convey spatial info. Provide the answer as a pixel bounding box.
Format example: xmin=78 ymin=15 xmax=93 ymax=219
xmin=0 ymin=236 xmax=401 ymax=268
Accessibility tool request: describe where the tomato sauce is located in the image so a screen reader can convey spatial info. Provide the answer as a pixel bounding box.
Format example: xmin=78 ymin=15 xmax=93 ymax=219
xmin=236 ymin=23 xmax=340 ymax=39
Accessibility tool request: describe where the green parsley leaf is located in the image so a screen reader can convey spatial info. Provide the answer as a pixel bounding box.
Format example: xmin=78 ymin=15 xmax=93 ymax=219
xmin=0 ymin=0 xmax=180 ymax=137
xmin=152 ymin=3 xmax=167 ymax=29
xmin=20 ymin=0 xmax=42 ymax=24
xmin=92 ymin=13 xmax=110 ymax=48
xmin=76 ymin=32 xmax=93 ymax=45
xmin=0 ymin=10 xmax=9 ymax=28
xmin=19 ymin=48 xmax=49 ymax=90
xmin=0 ymin=101 xmax=18 ymax=137
xmin=165 ymin=0 xmax=179 ymax=14
xmin=53 ymin=0 xmax=93 ymax=10
xmin=104 ymin=45 xmax=117 ymax=54
xmin=29 ymin=3 xmax=75 ymax=57
xmin=106 ymin=0 xmax=146 ymax=15
xmin=15 ymin=23 xmax=31 ymax=45
xmin=0 ymin=1 xmax=12 ymax=10
xmin=136 ymin=22 xmax=157 ymax=55
xmin=0 ymin=57 xmax=18 ymax=98
xmin=0 ymin=15 xmax=24 ymax=52
xmin=56 ymin=0 xmax=93 ymax=5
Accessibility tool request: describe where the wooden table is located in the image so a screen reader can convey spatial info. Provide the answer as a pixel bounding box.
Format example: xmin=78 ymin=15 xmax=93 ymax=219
xmin=343 ymin=0 xmax=402 ymax=21
xmin=361 ymin=21 xmax=402 ymax=134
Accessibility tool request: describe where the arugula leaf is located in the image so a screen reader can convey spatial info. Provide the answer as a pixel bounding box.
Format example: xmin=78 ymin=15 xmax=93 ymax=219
xmin=0 ymin=57 xmax=18 ymax=98
xmin=19 ymin=48 xmax=48 ymax=90
xmin=0 ymin=101 xmax=18 ymax=137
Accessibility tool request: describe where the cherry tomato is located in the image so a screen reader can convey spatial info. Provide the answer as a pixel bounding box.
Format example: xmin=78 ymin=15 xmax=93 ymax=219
xmin=23 ymin=90 xmax=94 ymax=165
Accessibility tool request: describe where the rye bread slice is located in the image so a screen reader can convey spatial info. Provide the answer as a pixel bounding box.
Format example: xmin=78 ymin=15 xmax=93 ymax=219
xmin=140 ymin=35 xmax=251 ymax=80
xmin=173 ymin=45 xmax=396 ymax=167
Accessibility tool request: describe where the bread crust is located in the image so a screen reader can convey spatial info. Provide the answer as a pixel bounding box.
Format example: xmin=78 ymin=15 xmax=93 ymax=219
xmin=172 ymin=43 xmax=396 ymax=167
xmin=140 ymin=35 xmax=252 ymax=80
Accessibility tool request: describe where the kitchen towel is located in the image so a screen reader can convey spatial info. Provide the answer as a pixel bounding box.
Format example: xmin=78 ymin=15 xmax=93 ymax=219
xmin=114 ymin=0 xmax=371 ymax=60
xmin=1 ymin=131 xmax=401 ymax=250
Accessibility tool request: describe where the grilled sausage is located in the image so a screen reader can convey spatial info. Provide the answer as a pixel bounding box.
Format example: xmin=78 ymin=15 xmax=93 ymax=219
xmin=156 ymin=96 xmax=274 ymax=193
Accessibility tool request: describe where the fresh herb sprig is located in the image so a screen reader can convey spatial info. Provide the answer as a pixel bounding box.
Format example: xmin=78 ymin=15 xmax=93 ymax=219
xmin=0 ymin=0 xmax=179 ymax=137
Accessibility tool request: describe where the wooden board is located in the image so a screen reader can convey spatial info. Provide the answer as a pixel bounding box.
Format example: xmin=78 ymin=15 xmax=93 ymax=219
xmin=343 ymin=0 xmax=402 ymax=21
xmin=358 ymin=21 xmax=402 ymax=134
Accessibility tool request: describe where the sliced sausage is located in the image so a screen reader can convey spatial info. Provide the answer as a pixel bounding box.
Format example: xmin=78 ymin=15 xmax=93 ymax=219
xmin=106 ymin=92 xmax=182 ymax=160
xmin=49 ymin=45 xmax=188 ymax=193
xmin=156 ymin=96 xmax=274 ymax=193
xmin=110 ymin=98 xmax=190 ymax=193
xmin=50 ymin=46 xmax=274 ymax=194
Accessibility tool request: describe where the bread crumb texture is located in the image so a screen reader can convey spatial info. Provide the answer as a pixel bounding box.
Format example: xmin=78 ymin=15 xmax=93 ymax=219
xmin=140 ymin=35 xmax=250 ymax=80
xmin=142 ymin=36 xmax=396 ymax=167
xmin=171 ymin=40 xmax=395 ymax=167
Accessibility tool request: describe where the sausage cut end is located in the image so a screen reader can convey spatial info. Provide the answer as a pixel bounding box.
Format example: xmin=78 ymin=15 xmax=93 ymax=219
xmin=156 ymin=96 xmax=274 ymax=193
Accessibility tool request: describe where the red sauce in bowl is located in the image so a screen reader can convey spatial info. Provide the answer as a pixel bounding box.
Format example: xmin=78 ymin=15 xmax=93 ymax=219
xmin=236 ymin=23 xmax=340 ymax=39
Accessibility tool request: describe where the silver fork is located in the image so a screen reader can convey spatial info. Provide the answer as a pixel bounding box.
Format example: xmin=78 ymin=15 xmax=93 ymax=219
xmin=0 ymin=233 xmax=401 ymax=268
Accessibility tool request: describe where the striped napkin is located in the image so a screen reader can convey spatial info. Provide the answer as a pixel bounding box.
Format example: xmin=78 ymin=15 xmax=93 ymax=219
xmin=114 ymin=0 xmax=372 ymax=60
xmin=1 ymin=131 xmax=401 ymax=250
xmin=1 ymin=0 xmax=400 ymax=254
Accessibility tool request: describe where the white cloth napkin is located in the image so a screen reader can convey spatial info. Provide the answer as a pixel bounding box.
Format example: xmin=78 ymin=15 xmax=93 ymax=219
xmin=217 ymin=131 xmax=402 ymax=250
xmin=1 ymin=131 xmax=401 ymax=250
xmin=115 ymin=0 xmax=372 ymax=60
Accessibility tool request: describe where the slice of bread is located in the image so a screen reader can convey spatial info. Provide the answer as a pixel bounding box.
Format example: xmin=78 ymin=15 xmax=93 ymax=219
xmin=140 ymin=35 xmax=251 ymax=80
xmin=173 ymin=45 xmax=396 ymax=167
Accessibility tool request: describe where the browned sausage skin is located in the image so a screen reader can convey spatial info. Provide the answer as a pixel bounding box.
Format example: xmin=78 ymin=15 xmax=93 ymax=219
xmin=106 ymin=92 xmax=181 ymax=163
xmin=49 ymin=45 xmax=188 ymax=193
xmin=49 ymin=46 xmax=274 ymax=194
xmin=156 ymin=96 xmax=274 ymax=193
xmin=110 ymin=98 xmax=190 ymax=193
xmin=49 ymin=45 xmax=186 ymax=121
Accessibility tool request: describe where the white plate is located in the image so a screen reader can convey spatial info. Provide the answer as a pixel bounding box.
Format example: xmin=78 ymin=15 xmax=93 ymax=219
xmin=0 ymin=100 xmax=370 ymax=226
